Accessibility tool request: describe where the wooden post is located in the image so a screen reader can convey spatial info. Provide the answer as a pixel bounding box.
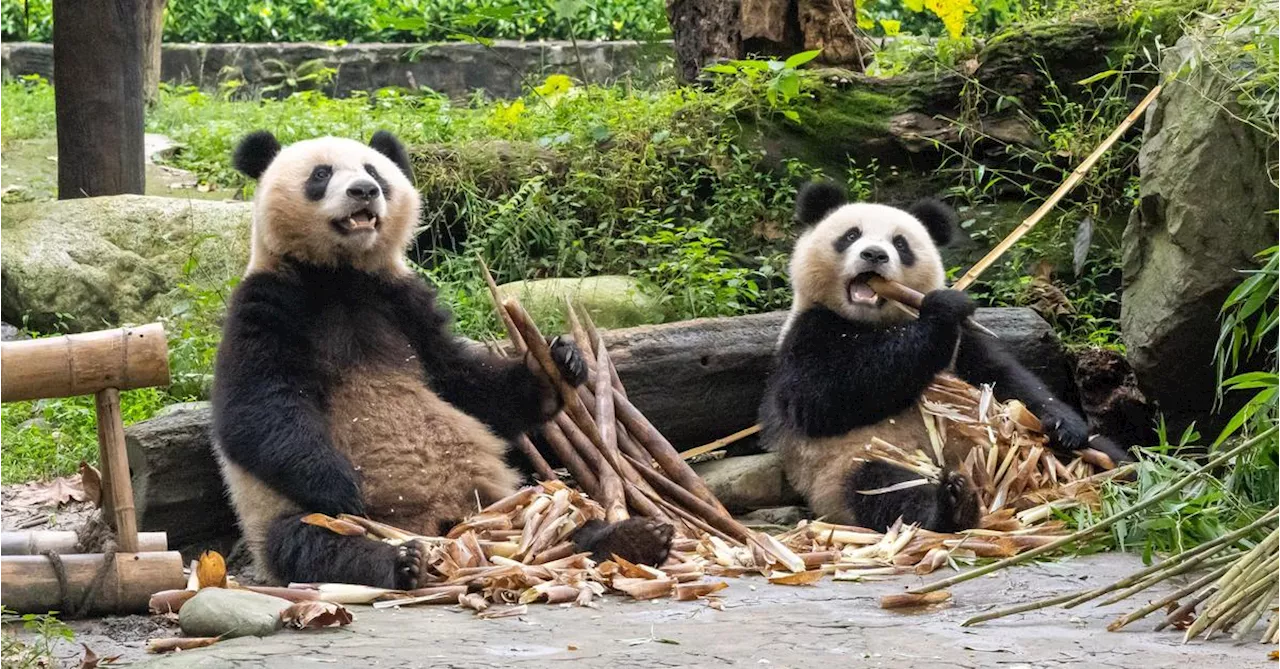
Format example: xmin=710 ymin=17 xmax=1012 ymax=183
xmin=1 ymin=531 xmax=168 ymax=556
xmin=95 ymin=389 xmax=140 ymax=553
xmin=52 ymin=0 xmax=146 ymax=198
xmin=141 ymin=0 xmax=169 ymax=106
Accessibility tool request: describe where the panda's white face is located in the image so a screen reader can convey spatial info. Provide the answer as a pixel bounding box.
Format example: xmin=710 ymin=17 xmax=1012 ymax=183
xmin=246 ymin=137 xmax=420 ymax=275
xmin=790 ymin=202 xmax=946 ymax=326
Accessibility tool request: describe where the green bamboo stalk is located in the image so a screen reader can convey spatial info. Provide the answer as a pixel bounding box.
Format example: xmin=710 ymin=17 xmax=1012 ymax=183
xmin=1108 ymin=562 xmax=1233 ymax=631
xmin=961 ymin=590 xmax=1082 ymax=627
xmin=1227 ymin=582 xmax=1275 ymax=641
xmin=1092 ymin=552 xmax=1240 ymax=607
xmin=1188 ymin=571 xmax=1277 ymax=642
xmin=908 ymin=427 xmax=1278 ymax=595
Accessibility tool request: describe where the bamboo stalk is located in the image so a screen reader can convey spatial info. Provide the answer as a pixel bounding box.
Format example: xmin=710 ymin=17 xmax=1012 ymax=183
xmin=629 ymin=482 xmax=737 ymax=544
xmin=612 ymin=387 xmax=727 ymax=513
xmin=593 ymin=339 xmax=628 ymax=524
xmin=506 ymin=301 xmax=607 ymax=450
xmin=577 ymin=305 xmax=626 ymax=398
xmin=515 ymin=434 xmax=559 ymax=482
xmin=961 ymin=590 xmax=1084 ymax=627
xmin=952 ymin=85 xmax=1162 ymax=290
xmin=477 ymin=255 xmax=526 ymax=351
xmin=908 ymin=427 xmax=1277 ymax=595
xmin=622 ymin=453 xmax=749 ymax=543
xmin=541 ymin=420 xmax=602 ymax=501
xmin=680 ymin=424 xmax=763 ymax=461
xmin=1105 ymin=563 xmax=1235 ymax=631
xmin=864 ymin=276 xmax=996 ymax=337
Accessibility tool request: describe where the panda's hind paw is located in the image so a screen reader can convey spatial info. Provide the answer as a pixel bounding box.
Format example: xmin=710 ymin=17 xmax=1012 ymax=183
xmin=582 ymin=518 xmax=675 ymax=567
xmin=394 ymin=539 xmax=431 ymax=591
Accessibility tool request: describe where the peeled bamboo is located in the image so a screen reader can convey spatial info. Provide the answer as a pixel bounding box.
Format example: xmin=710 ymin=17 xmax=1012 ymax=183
xmin=0 ymin=323 xmax=170 ymax=402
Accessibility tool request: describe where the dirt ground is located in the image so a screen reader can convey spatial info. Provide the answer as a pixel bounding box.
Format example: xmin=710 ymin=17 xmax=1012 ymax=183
xmin=24 ymin=552 xmax=1269 ymax=668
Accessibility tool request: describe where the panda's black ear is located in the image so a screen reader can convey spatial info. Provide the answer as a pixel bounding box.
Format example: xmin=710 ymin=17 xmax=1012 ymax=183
xmin=232 ymin=130 xmax=281 ymax=180
xmin=908 ymin=198 xmax=957 ymax=246
xmin=369 ymin=130 xmax=414 ymax=184
xmin=795 ymin=180 xmax=848 ymax=227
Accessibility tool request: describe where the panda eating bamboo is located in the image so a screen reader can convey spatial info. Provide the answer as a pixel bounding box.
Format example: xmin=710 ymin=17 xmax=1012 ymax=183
xmin=760 ymin=181 xmax=1132 ymax=533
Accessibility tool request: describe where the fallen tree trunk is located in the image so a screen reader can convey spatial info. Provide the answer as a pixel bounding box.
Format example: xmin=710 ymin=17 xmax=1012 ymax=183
xmin=127 ymin=308 xmax=1074 ymax=557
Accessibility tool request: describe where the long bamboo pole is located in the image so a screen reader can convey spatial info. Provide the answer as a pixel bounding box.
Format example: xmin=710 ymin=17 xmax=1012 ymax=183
xmin=952 ymin=85 xmax=1162 ymax=290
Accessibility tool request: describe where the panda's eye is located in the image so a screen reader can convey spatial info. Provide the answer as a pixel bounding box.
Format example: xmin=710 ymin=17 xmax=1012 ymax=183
xmin=844 ymin=227 xmax=861 ymax=242
xmin=893 ymin=235 xmax=910 ymax=252
xmin=310 ymin=166 xmax=332 ymax=181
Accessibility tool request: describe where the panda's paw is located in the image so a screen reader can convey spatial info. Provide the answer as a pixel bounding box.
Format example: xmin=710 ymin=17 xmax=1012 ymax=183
xmin=394 ymin=539 xmax=431 ymax=591
xmin=921 ymin=289 xmax=977 ymax=324
xmin=1037 ymin=402 xmax=1090 ymax=453
xmin=549 ymin=336 xmax=589 ymax=387
xmin=941 ymin=470 xmax=982 ymax=532
xmin=579 ymin=518 xmax=675 ymax=567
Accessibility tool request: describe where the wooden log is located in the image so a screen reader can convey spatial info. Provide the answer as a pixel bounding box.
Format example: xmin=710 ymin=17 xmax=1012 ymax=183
xmin=1 ymin=531 xmax=167 ymax=556
xmin=1 ymin=551 xmax=186 ymax=616
xmin=96 ymin=388 xmax=140 ymax=552
xmin=52 ymin=0 xmax=146 ymax=198
xmin=0 ymin=323 xmax=170 ymax=402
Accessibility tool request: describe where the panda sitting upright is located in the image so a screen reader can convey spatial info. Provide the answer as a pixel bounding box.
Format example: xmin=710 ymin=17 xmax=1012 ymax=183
xmin=760 ymin=181 xmax=1131 ymax=533
xmin=212 ymin=130 xmax=673 ymax=590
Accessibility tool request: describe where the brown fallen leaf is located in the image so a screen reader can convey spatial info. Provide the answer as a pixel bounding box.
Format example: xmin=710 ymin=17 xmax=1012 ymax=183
xmin=10 ymin=474 xmax=88 ymax=508
xmin=146 ymin=637 xmax=220 ymax=654
xmin=1164 ymin=601 xmax=1196 ymax=631
xmin=880 ymin=590 xmax=952 ymax=609
xmin=196 ymin=551 xmax=227 ymax=589
xmin=280 ymin=601 xmax=354 ymax=629
xmin=675 ymin=581 xmax=728 ymax=601
xmin=78 ymin=461 xmax=102 ymax=507
xmin=79 ymin=644 xmax=99 ymax=669
xmin=301 ymin=513 xmax=367 ymax=536
xmin=478 ymin=604 xmax=527 ymax=619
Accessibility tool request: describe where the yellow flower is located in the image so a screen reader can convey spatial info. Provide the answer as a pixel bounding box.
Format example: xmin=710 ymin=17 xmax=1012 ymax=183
xmin=880 ymin=19 xmax=901 ymax=37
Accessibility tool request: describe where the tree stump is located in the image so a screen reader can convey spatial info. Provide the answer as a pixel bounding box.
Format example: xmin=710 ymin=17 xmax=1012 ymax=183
xmin=667 ymin=0 xmax=743 ymax=82
xmin=52 ymin=0 xmax=146 ymax=199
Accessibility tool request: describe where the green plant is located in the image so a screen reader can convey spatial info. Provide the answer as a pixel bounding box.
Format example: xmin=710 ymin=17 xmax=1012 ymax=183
xmin=703 ymin=50 xmax=824 ymax=124
xmin=1 ymin=608 xmax=73 ymax=669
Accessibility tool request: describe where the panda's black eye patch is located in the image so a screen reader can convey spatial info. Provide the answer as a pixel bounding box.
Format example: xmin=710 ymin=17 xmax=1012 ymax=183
xmin=833 ymin=226 xmax=861 ymax=254
xmin=365 ymin=163 xmax=391 ymax=200
xmin=305 ymin=165 xmax=333 ymax=201
xmin=893 ymin=234 xmax=916 ymax=266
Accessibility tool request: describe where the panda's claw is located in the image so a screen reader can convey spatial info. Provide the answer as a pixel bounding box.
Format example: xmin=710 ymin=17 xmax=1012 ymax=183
xmin=941 ymin=470 xmax=981 ymax=532
xmin=549 ymin=336 xmax=588 ymax=387
xmin=394 ymin=539 xmax=430 ymax=590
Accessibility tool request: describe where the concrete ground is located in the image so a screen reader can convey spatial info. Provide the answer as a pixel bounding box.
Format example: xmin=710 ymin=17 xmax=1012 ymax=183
xmin=69 ymin=553 xmax=1269 ymax=668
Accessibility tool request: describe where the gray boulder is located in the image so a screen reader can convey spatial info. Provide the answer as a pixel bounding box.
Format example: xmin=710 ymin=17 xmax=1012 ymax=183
xmin=693 ymin=453 xmax=802 ymax=513
xmin=178 ymin=588 xmax=290 ymax=639
xmin=0 ymin=195 xmax=251 ymax=333
xmin=1121 ymin=35 xmax=1279 ymax=432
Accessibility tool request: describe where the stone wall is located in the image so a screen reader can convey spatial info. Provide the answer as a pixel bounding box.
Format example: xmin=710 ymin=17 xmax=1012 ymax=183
xmin=1 ymin=40 xmax=674 ymax=99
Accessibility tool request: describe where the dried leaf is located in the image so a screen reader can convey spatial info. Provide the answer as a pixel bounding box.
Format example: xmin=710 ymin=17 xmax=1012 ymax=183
xmin=280 ymin=601 xmax=354 ymax=629
xmin=766 ymin=570 xmax=825 ymax=586
xmin=880 ymin=590 xmax=951 ymax=609
xmin=478 ymin=604 xmax=527 ymax=619
xmin=10 ymin=475 xmax=88 ymax=508
xmin=674 ymin=581 xmax=728 ymax=601
xmin=301 ymin=513 xmax=367 ymax=536
xmin=79 ymin=644 xmax=99 ymax=669
xmin=78 ymin=462 xmax=102 ymax=507
xmin=196 ymin=551 xmax=227 ymax=589
xmin=1072 ymin=216 xmax=1093 ymax=277
xmin=146 ymin=637 xmax=220 ymax=654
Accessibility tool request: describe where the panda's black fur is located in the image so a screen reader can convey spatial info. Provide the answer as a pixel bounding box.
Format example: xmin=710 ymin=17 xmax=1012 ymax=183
xmin=213 ymin=131 xmax=672 ymax=590
xmin=760 ymin=181 xmax=1132 ymax=533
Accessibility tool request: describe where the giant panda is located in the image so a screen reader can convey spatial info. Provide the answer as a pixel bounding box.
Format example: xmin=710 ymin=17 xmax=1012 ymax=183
xmin=212 ymin=130 xmax=673 ymax=590
xmin=760 ymin=181 xmax=1132 ymax=533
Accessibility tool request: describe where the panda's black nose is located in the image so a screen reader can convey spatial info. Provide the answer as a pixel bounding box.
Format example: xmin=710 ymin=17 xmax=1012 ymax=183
xmin=347 ymin=180 xmax=381 ymax=201
xmin=860 ymin=246 xmax=890 ymax=265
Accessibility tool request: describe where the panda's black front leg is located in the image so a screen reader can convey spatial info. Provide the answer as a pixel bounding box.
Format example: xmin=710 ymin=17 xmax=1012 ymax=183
xmin=845 ymin=462 xmax=982 ymax=533
xmin=266 ymin=512 xmax=431 ymax=589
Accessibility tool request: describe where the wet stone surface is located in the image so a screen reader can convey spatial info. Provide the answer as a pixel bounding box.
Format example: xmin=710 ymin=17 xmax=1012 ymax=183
xmin=41 ymin=553 xmax=1265 ymax=668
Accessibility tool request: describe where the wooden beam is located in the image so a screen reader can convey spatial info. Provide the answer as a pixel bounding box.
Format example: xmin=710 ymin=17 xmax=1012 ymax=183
xmin=1 ymin=531 xmax=167 ymax=556
xmin=1 ymin=551 xmax=185 ymax=616
xmin=0 ymin=323 xmax=170 ymax=403
xmin=52 ymin=0 xmax=146 ymax=198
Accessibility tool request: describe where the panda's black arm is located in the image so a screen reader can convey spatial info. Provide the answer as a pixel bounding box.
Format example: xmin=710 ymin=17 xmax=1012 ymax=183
xmin=768 ymin=305 xmax=963 ymax=437
xmin=954 ymin=330 xmax=1103 ymax=455
xmin=212 ymin=273 xmax=367 ymax=517
xmin=386 ymin=276 xmax=558 ymax=440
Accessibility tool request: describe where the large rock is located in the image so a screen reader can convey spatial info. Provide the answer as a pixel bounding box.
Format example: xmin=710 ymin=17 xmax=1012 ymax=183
xmin=693 ymin=453 xmax=801 ymax=513
xmin=178 ymin=588 xmax=290 ymax=639
xmin=128 ymin=308 xmax=1073 ymax=555
xmin=126 ymin=402 xmax=239 ymax=558
xmin=0 ymin=196 xmax=251 ymax=333
xmin=1121 ymin=35 xmax=1279 ymax=432
xmin=498 ymin=276 xmax=664 ymax=330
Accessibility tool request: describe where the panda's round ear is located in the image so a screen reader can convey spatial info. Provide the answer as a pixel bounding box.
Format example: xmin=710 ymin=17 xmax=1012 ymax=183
xmin=795 ymin=180 xmax=848 ymax=227
xmin=907 ymin=198 xmax=958 ymax=246
xmin=369 ymin=130 xmax=415 ymax=184
xmin=232 ymin=130 xmax=281 ymax=180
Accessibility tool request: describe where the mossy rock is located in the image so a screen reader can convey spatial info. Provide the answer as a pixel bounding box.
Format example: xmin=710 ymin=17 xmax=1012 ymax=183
xmin=496 ymin=276 xmax=664 ymax=330
xmin=0 ymin=195 xmax=251 ymax=332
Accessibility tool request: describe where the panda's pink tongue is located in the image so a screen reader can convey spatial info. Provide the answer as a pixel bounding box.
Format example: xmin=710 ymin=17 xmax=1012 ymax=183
xmin=849 ymin=280 xmax=877 ymax=303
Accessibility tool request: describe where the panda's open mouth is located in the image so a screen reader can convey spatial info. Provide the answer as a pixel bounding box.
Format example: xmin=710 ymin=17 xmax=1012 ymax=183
xmin=332 ymin=209 xmax=379 ymax=234
xmin=846 ymin=273 xmax=885 ymax=307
